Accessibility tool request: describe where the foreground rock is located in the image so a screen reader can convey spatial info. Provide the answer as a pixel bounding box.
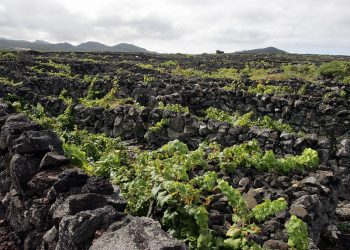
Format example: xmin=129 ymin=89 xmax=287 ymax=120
xmin=90 ymin=216 xmax=187 ymax=250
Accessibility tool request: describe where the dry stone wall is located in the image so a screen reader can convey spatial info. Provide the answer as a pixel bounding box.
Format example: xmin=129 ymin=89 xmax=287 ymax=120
xmin=0 ymin=103 xmax=186 ymax=250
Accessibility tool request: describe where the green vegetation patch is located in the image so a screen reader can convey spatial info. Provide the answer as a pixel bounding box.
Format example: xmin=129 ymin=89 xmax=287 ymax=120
xmin=247 ymin=83 xmax=292 ymax=96
xmin=137 ymin=63 xmax=154 ymax=69
xmin=242 ymin=63 xmax=318 ymax=82
xmin=149 ymin=118 xmax=169 ymax=132
xmin=143 ymin=74 xmax=156 ymax=83
xmin=28 ymin=59 xmax=76 ymax=79
xmin=11 ymin=98 xmax=314 ymax=249
xmin=80 ymin=79 xmax=141 ymax=109
xmin=158 ymin=102 xmax=189 ymax=113
xmin=11 ymin=101 xmax=126 ymax=177
xmin=286 ymin=215 xmax=309 ymax=250
xmin=252 ymin=198 xmax=288 ymax=222
xmin=0 ymin=51 xmax=18 ymax=60
xmin=319 ymin=60 xmax=350 ymax=83
xmin=218 ymin=140 xmax=319 ymax=173
xmin=172 ymin=67 xmax=239 ymax=80
xmin=160 ymin=60 xmax=178 ymax=68
xmin=115 ymin=140 xmax=314 ymax=249
xmin=0 ymin=76 xmax=22 ymax=86
xmin=205 ymin=107 xmax=293 ymax=132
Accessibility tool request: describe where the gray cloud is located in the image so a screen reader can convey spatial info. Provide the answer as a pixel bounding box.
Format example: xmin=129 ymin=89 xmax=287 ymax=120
xmin=0 ymin=0 xmax=349 ymax=54
xmin=94 ymin=15 xmax=181 ymax=40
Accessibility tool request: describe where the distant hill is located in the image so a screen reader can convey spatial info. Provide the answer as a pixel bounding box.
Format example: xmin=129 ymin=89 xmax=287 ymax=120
xmin=112 ymin=43 xmax=150 ymax=53
xmin=75 ymin=41 xmax=111 ymax=52
xmin=237 ymin=47 xmax=287 ymax=54
xmin=0 ymin=38 xmax=150 ymax=53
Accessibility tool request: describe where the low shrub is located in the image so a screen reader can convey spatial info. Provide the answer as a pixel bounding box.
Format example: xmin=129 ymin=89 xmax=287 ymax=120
xmin=319 ymin=61 xmax=350 ymax=83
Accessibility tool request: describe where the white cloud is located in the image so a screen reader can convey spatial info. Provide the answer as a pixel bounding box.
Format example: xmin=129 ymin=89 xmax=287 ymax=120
xmin=0 ymin=0 xmax=349 ymax=54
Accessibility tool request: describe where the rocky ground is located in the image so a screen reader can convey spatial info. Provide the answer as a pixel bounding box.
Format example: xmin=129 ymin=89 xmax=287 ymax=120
xmin=0 ymin=51 xmax=350 ymax=249
xmin=0 ymin=105 xmax=186 ymax=249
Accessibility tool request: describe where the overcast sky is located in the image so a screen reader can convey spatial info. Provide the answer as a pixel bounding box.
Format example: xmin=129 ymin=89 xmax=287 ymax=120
xmin=0 ymin=0 xmax=349 ymax=54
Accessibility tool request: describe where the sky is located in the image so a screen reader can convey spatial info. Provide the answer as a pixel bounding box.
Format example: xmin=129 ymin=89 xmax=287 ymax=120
xmin=0 ymin=0 xmax=349 ymax=54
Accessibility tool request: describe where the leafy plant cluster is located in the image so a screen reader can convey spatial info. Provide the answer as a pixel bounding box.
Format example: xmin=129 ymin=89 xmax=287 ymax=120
xmin=143 ymin=74 xmax=155 ymax=83
xmin=113 ymin=140 xmax=313 ymax=249
xmin=137 ymin=58 xmax=350 ymax=88
xmin=241 ymin=63 xmax=318 ymax=82
xmin=0 ymin=76 xmax=22 ymax=86
xmin=12 ymin=101 xmax=127 ymax=178
xmin=80 ymin=79 xmax=140 ymax=109
xmin=222 ymin=82 xmax=245 ymax=91
xmin=240 ymin=66 xmax=276 ymax=81
xmin=84 ymin=74 xmax=105 ymax=99
xmin=61 ymin=128 xmax=126 ymax=176
xmin=218 ymin=139 xmax=318 ymax=173
xmin=143 ymin=59 xmax=350 ymax=86
xmin=209 ymin=68 xmax=240 ymax=80
xmin=0 ymin=51 xmax=18 ymax=60
xmin=205 ymin=107 xmax=293 ymax=132
xmin=337 ymin=222 xmax=350 ymax=232
xmin=318 ymin=60 xmax=350 ymax=84
xmin=137 ymin=63 xmax=154 ymax=69
xmin=171 ymin=67 xmax=209 ymax=78
xmin=77 ymin=57 xmax=101 ymax=64
xmin=10 ymin=99 xmax=313 ymax=249
xmin=12 ymin=93 xmax=75 ymax=131
xmin=243 ymin=61 xmax=350 ymax=84
xmin=282 ymin=64 xmax=318 ymax=81
xmin=158 ymin=101 xmax=190 ymax=113
xmin=172 ymin=67 xmax=239 ymax=80
xmin=160 ymin=60 xmax=178 ymax=68
xmin=251 ymin=198 xmax=288 ymax=222
xmin=247 ymin=83 xmax=292 ymax=96
xmin=286 ymin=215 xmax=309 ymax=250
xmin=28 ymin=59 xmax=76 ymax=79
xmin=322 ymin=88 xmax=347 ymax=101
xmin=255 ymin=115 xmax=294 ymax=132
xmin=223 ymin=61 xmax=350 ymax=97
xmin=222 ymin=81 xmax=294 ymax=96
xmin=149 ymin=118 xmax=169 ymax=132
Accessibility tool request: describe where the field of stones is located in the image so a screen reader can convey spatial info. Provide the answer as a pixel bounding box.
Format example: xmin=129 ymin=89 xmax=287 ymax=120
xmin=0 ymin=50 xmax=350 ymax=249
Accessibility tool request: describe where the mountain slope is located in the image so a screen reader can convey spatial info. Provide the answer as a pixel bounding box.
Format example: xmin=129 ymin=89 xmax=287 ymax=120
xmin=0 ymin=38 xmax=150 ymax=53
xmin=112 ymin=43 xmax=149 ymax=53
xmin=75 ymin=41 xmax=111 ymax=52
xmin=237 ymin=47 xmax=287 ymax=54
